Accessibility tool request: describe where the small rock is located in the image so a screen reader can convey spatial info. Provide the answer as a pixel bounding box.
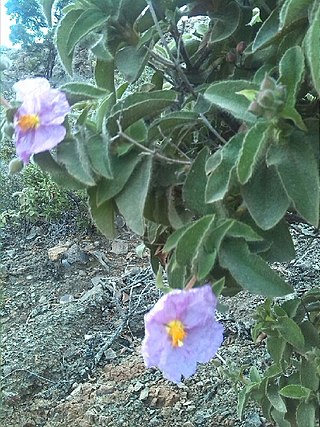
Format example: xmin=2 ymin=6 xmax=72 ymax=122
xmin=134 ymin=381 xmax=144 ymax=392
xmin=26 ymin=275 xmax=33 ymax=280
xmin=59 ymin=294 xmax=74 ymax=304
xmin=244 ymin=412 xmax=262 ymax=427
xmin=183 ymin=422 xmax=195 ymax=427
xmin=103 ymin=348 xmax=117 ymax=360
xmin=139 ymin=387 xmax=149 ymax=400
xmin=79 ymin=284 xmax=103 ymax=303
xmin=64 ymin=243 xmax=89 ymax=264
xmin=111 ymin=239 xmax=129 ymax=255
xmin=48 ymin=243 xmax=69 ymax=261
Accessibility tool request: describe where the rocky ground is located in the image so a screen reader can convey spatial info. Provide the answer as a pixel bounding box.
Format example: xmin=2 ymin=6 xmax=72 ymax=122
xmin=0 ymin=219 xmax=319 ymax=427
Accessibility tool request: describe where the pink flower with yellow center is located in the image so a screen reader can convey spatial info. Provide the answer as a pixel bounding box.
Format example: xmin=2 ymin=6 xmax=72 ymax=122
xmin=13 ymin=78 xmax=70 ymax=164
xmin=142 ymin=285 xmax=224 ymax=383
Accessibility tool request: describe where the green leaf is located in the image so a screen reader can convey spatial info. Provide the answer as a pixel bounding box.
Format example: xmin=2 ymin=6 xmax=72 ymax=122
xmin=40 ymin=0 xmax=55 ymax=26
xmin=267 ymin=384 xmax=287 ymax=413
xmin=237 ymin=122 xmax=270 ymax=185
xmin=95 ymin=58 xmax=115 ymax=92
xmin=60 ymin=82 xmax=107 ymax=105
xmin=279 ymin=0 xmax=313 ymax=30
xmin=296 ymin=401 xmax=316 ymax=427
xmin=300 ymin=320 xmax=320 ymax=351
xmin=248 ymin=218 xmax=295 ymax=262
xmin=107 ymin=90 xmax=177 ymax=135
xmin=87 ymin=134 xmax=113 ymax=179
xmin=252 ymin=7 xmax=280 ymax=52
xmin=204 ymin=80 xmax=259 ymax=123
xmin=96 ymin=151 xmax=141 ymax=205
xmin=271 ymin=409 xmax=291 ymax=427
xmin=56 ymin=138 xmax=96 ymax=186
xmin=212 ymin=277 xmax=225 ymax=298
xmin=148 ymin=111 xmax=200 ymax=141
xmin=163 ymin=224 xmax=190 ymax=253
xmin=175 ymin=215 xmax=215 ymax=265
xmin=115 ymin=45 xmax=149 ymax=83
xmin=304 ymin=3 xmax=320 ymax=95
xmin=166 ymin=252 xmax=187 ymax=289
xmin=205 ymin=133 xmax=243 ymax=203
xmin=219 ymin=238 xmax=292 ymax=297
xmin=33 ymin=152 xmax=87 ymax=190
xmin=300 ymin=359 xmax=319 ymax=391
xmin=195 ymin=247 xmax=217 ymax=280
xmin=115 ymin=157 xmax=152 ymax=235
xmin=241 ymin=162 xmax=290 ymax=230
xmin=275 ymin=317 xmax=305 ymax=351
xmin=209 ymin=1 xmax=241 ymax=43
xmin=280 ymin=105 xmax=307 ymax=131
xmin=55 ymin=9 xmax=82 ymax=74
xmin=88 ymin=187 xmax=115 ymax=239
xmin=279 ymin=384 xmax=312 ymax=400
xmin=267 ymin=133 xmax=320 ymax=227
xmin=279 ymin=46 xmax=305 ymax=107
xmin=184 ymin=147 xmax=213 ymax=215
xmin=67 ymin=8 xmax=107 ymax=56
xmin=226 ymin=220 xmax=263 ymax=242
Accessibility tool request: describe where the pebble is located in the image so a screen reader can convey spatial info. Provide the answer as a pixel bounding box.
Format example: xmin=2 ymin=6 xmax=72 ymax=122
xmin=139 ymin=387 xmax=149 ymax=400
xmin=111 ymin=239 xmax=129 ymax=255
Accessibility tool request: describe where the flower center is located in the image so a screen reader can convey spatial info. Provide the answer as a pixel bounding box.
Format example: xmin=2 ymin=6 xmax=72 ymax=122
xmin=18 ymin=114 xmax=40 ymax=131
xmin=166 ymin=320 xmax=187 ymax=347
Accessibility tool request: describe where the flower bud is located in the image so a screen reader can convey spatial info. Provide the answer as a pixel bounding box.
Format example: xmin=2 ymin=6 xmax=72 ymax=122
xmin=260 ymin=74 xmax=276 ymax=91
xmin=226 ymin=51 xmax=236 ymax=63
xmin=256 ymin=89 xmax=275 ymax=109
xmin=248 ymin=100 xmax=264 ymax=116
xmin=236 ymin=41 xmax=247 ymax=54
xmin=9 ymin=158 xmax=24 ymax=175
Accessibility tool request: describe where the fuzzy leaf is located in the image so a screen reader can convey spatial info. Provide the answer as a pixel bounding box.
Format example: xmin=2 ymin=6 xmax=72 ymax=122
xmin=252 ymin=8 xmax=280 ymax=52
xmin=296 ymin=401 xmax=316 ymax=427
xmin=176 ymin=215 xmax=214 ymax=265
xmin=87 ymin=134 xmax=113 ymax=179
xmin=56 ymin=138 xmax=96 ymax=186
xmin=241 ymin=162 xmax=290 ymax=230
xmin=55 ymin=9 xmax=82 ymax=74
xmin=204 ymin=80 xmax=259 ymax=123
xmin=279 ymin=46 xmax=305 ymax=107
xmin=88 ymin=186 xmax=115 ymax=239
xmin=61 ymin=82 xmax=107 ymax=105
xmin=209 ymin=1 xmax=241 ymax=43
xmin=279 ymin=385 xmax=311 ymax=400
xmin=267 ymin=133 xmax=319 ymax=227
xmin=67 ymin=8 xmax=107 ymax=55
xmin=184 ymin=147 xmax=213 ymax=215
xmin=96 ymin=151 xmax=141 ymax=205
xmin=115 ymin=45 xmax=149 ymax=83
xmin=107 ymin=90 xmax=177 ymax=135
xmin=237 ymin=122 xmax=270 ymax=184
xmin=304 ymin=3 xmax=320 ymax=95
xmin=115 ymin=157 xmax=152 ymax=235
xmin=279 ymin=0 xmax=312 ymax=29
xmin=40 ymin=0 xmax=55 ymax=26
xmin=34 ymin=152 xmax=87 ymax=190
xmin=275 ymin=316 xmax=305 ymax=351
xmin=205 ymin=133 xmax=243 ymax=203
xmin=219 ymin=238 xmax=292 ymax=297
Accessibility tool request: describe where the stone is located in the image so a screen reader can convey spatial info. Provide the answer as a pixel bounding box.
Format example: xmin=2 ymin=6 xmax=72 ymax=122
xmin=48 ymin=243 xmax=70 ymax=261
xmin=139 ymin=387 xmax=149 ymax=400
xmin=65 ymin=244 xmax=89 ymax=264
xmin=111 ymin=240 xmax=129 ymax=255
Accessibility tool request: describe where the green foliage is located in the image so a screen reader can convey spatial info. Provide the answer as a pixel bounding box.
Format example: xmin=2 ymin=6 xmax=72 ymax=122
xmin=238 ymin=291 xmax=320 ymax=426
xmin=4 ymin=0 xmax=320 ymax=422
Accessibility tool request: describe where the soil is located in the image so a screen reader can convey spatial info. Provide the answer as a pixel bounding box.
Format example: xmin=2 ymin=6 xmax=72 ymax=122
xmin=0 ymin=219 xmax=319 ymax=427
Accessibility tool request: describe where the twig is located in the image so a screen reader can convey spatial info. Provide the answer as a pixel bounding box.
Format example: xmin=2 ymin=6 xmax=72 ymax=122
xmin=1 ymin=368 xmax=56 ymax=383
xmin=199 ymin=113 xmax=227 ymax=145
xmin=114 ymin=119 xmax=191 ymax=165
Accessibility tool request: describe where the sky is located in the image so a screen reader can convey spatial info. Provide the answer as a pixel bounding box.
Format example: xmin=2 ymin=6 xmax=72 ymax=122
xmin=0 ymin=1 xmax=14 ymax=47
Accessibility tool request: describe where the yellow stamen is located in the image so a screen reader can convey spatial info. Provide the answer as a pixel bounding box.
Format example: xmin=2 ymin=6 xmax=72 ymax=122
xmin=18 ymin=114 xmax=40 ymax=131
xmin=166 ymin=320 xmax=187 ymax=347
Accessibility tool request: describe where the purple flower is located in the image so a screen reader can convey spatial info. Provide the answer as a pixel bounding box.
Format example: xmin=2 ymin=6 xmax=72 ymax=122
xmin=142 ymin=285 xmax=224 ymax=383
xmin=13 ymin=78 xmax=70 ymax=164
